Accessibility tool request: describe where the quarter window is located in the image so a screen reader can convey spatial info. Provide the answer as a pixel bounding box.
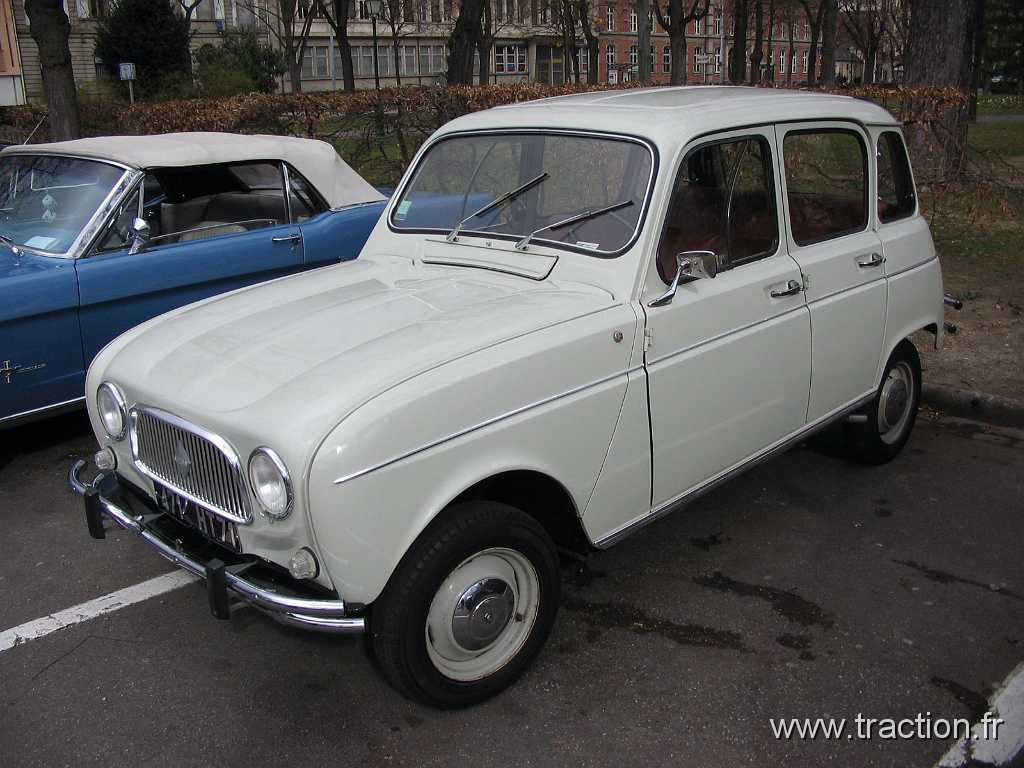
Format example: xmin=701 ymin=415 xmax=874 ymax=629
xmin=876 ymin=130 xmax=916 ymax=223
xmin=657 ymin=136 xmax=779 ymax=282
xmin=783 ymin=129 xmax=867 ymax=246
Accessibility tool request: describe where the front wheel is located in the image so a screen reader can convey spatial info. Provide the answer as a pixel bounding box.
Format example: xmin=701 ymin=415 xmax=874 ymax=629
xmin=370 ymin=501 xmax=560 ymax=707
xmin=845 ymin=339 xmax=921 ymax=465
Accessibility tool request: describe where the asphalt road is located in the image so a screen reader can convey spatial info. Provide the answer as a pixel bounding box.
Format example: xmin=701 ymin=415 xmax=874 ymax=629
xmin=1 ymin=409 xmax=1022 ymax=768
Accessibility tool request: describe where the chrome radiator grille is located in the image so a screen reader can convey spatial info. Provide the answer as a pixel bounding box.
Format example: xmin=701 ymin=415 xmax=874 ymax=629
xmin=130 ymin=407 xmax=253 ymax=524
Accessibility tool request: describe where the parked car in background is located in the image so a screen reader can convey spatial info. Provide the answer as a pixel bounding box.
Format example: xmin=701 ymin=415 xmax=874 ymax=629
xmin=73 ymin=88 xmax=945 ymax=707
xmin=1 ymin=133 xmax=385 ymax=427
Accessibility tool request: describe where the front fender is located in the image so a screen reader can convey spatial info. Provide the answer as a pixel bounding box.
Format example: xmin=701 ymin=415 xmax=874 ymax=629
xmin=306 ymin=304 xmax=637 ymax=605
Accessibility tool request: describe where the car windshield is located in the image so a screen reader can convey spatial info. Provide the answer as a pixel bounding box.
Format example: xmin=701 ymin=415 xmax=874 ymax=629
xmin=391 ymin=132 xmax=654 ymax=255
xmin=0 ymin=154 xmax=126 ymax=254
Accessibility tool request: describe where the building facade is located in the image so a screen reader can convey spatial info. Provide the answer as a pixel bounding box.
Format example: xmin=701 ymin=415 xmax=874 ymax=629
xmin=11 ymin=0 xmax=831 ymax=102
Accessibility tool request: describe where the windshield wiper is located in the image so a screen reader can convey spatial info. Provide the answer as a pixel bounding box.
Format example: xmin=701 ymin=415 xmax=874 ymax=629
xmin=446 ymin=172 xmax=548 ymax=243
xmin=515 ymin=199 xmax=634 ymax=251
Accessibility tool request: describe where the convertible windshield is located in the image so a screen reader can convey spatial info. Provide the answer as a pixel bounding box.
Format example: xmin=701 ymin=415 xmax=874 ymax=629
xmin=0 ymin=154 xmax=125 ymax=254
xmin=392 ymin=132 xmax=653 ymax=255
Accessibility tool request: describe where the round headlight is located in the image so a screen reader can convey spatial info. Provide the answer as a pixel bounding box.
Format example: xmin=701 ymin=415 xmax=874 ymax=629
xmin=248 ymin=448 xmax=293 ymax=519
xmin=97 ymin=382 xmax=127 ymax=440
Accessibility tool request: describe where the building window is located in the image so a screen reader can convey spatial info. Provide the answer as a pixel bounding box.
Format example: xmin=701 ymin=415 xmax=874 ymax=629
xmin=802 ymin=50 xmax=808 ymax=74
xmin=301 ymin=44 xmax=330 ymax=79
xmin=577 ymin=47 xmax=589 ymax=74
xmin=417 ymin=44 xmax=446 ymax=75
xmin=629 ymin=44 xmax=637 ymax=66
xmin=495 ymin=0 xmax=517 ymax=23
xmin=606 ymin=2 xmax=615 ymax=31
xmin=495 ymin=45 xmax=527 ymax=73
xmin=693 ymin=46 xmax=702 ymax=73
xmin=714 ymin=11 xmax=722 ymax=35
xmin=779 ymin=48 xmax=786 ymax=74
xmin=663 ymin=45 xmax=671 ymax=73
xmin=629 ymin=8 xmax=637 ymax=32
xmin=606 ymin=43 xmax=616 ymax=67
xmin=714 ymin=46 xmax=721 ymax=73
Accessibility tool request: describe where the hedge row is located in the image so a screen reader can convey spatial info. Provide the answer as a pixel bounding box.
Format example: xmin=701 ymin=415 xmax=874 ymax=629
xmin=0 ymin=83 xmax=968 ymax=186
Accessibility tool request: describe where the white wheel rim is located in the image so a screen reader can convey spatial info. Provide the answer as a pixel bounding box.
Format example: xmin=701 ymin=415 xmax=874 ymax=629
xmin=425 ymin=547 xmax=540 ymax=682
xmin=878 ymin=361 xmax=915 ymax=445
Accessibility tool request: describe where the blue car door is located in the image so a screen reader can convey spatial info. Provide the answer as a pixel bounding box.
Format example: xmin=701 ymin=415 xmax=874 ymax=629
xmin=75 ymin=161 xmax=306 ymax=363
xmin=0 ymin=251 xmax=84 ymax=423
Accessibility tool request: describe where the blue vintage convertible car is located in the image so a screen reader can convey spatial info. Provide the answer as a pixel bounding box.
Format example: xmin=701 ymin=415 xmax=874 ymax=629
xmin=0 ymin=132 xmax=386 ymax=427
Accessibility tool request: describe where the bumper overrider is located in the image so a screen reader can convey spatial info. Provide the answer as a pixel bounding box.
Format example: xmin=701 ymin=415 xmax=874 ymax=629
xmin=69 ymin=460 xmax=365 ymax=635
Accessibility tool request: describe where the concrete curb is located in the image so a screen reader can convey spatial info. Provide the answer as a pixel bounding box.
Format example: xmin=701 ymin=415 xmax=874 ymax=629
xmin=922 ymin=383 xmax=1024 ymax=429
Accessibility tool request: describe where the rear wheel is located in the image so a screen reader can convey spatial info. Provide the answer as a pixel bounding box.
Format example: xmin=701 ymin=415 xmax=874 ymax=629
xmin=845 ymin=340 xmax=921 ymax=465
xmin=370 ymin=501 xmax=560 ymax=707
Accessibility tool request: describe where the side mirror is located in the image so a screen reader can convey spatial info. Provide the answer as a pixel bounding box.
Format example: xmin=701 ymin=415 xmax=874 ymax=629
xmin=648 ymin=250 xmax=718 ymax=308
xmin=128 ymin=217 xmax=150 ymax=255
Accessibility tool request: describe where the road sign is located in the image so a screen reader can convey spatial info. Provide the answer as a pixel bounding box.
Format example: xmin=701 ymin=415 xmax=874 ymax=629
xmin=695 ymin=54 xmax=712 ymax=64
xmin=118 ymin=63 xmax=136 ymax=81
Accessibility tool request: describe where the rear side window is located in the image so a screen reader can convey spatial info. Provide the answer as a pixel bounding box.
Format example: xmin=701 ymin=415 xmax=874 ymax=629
xmin=877 ymin=131 xmax=916 ymax=223
xmin=657 ymin=135 xmax=779 ymax=282
xmin=783 ymin=129 xmax=867 ymax=246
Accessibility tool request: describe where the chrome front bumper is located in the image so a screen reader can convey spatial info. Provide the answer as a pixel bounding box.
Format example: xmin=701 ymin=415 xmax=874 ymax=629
xmin=69 ymin=460 xmax=365 ymax=635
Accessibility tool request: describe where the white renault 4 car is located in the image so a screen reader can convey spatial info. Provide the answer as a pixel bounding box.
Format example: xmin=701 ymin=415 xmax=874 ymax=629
xmin=73 ymin=87 xmax=946 ymax=707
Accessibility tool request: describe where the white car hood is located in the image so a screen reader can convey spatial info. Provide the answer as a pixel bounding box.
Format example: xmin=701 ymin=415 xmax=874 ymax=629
xmin=102 ymin=255 xmax=615 ymax=442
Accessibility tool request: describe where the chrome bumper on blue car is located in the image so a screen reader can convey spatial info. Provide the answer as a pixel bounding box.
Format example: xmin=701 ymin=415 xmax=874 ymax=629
xmin=69 ymin=460 xmax=365 ymax=635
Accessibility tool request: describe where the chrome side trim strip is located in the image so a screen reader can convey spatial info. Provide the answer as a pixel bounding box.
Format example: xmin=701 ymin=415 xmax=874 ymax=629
xmin=0 ymin=395 xmax=85 ymax=426
xmin=593 ymin=391 xmax=875 ymax=548
xmin=69 ymin=461 xmax=364 ymax=635
xmin=885 ymin=253 xmax=938 ymax=280
xmin=333 ymin=365 xmax=641 ymax=486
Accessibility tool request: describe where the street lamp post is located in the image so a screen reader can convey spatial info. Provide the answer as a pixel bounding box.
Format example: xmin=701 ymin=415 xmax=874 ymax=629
xmin=367 ymin=0 xmax=382 ymax=91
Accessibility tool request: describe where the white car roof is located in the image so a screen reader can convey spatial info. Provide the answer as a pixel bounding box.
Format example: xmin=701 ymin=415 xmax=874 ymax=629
xmin=2 ymin=132 xmax=385 ymax=209
xmin=437 ymin=86 xmax=901 ymax=151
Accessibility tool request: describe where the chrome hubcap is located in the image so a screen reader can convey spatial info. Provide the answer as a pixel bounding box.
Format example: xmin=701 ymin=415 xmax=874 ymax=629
xmin=452 ymin=577 xmax=515 ymax=651
xmin=425 ymin=547 xmax=540 ymax=682
xmin=878 ymin=361 xmax=915 ymax=444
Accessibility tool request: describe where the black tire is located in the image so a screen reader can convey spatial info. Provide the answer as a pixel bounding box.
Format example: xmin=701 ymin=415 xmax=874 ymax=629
xmin=370 ymin=501 xmax=560 ymax=708
xmin=845 ymin=339 xmax=922 ymax=465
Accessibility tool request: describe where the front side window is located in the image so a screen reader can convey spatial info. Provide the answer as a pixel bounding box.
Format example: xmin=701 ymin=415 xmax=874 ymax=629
xmin=876 ymin=130 xmax=916 ymax=223
xmin=287 ymin=166 xmax=328 ymax=222
xmin=391 ymin=132 xmax=654 ymax=256
xmin=0 ymin=155 xmax=125 ymax=254
xmin=784 ymin=129 xmax=867 ymax=246
xmin=657 ymin=136 xmax=779 ymax=282
xmin=94 ymin=186 xmax=141 ymax=253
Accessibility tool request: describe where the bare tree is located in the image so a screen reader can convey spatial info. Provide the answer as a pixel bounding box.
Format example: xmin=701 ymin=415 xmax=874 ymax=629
xmin=798 ymin=0 xmax=825 ymax=83
xmin=653 ymin=0 xmax=711 ymax=86
xmin=841 ymin=0 xmax=888 ymax=84
xmin=378 ymin=0 xmax=415 ymax=86
xmin=319 ymin=0 xmax=356 ymax=91
xmin=577 ymin=0 xmax=600 ymax=84
xmin=239 ymin=0 xmax=317 ymax=92
xmin=177 ymin=0 xmax=204 ymax=23
xmin=25 ymin=0 xmax=80 ymax=140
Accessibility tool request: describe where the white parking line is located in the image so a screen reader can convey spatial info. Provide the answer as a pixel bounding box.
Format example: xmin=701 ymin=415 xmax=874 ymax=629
xmin=0 ymin=571 xmax=198 ymax=654
xmin=937 ymin=661 xmax=1024 ymax=767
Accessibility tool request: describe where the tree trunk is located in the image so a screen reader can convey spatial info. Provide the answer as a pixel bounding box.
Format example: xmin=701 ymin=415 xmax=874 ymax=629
xmin=787 ymin=15 xmax=793 ymax=85
xmin=903 ymin=0 xmax=975 ymax=181
xmin=731 ymin=0 xmax=749 ymax=83
xmin=577 ymin=0 xmax=600 ymax=84
xmin=392 ymin=38 xmax=402 ymax=87
xmin=447 ymin=0 xmax=485 ymax=84
xmin=969 ymin=0 xmax=985 ymax=120
xmin=819 ymin=0 xmax=837 ymax=84
xmin=637 ymin=0 xmax=651 ymax=81
xmin=671 ymin=32 xmax=687 ymax=85
xmin=338 ymin=35 xmax=355 ymax=91
xmin=806 ymin=8 xmax=821 ymax=84
xmin=863 ymin=42 xmax=877 ymax=84
xmin=750 ymin=0 xmax=764 ymax=84
xmin=289 ymin=60 xmax=303 ymax=93
xmin=25 ymin=0 xmax=80 ymax=140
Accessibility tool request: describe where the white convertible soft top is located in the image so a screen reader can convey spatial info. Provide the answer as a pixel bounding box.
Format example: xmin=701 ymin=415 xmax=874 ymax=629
xmin=1 ymin=132 xmax=385 ymax=209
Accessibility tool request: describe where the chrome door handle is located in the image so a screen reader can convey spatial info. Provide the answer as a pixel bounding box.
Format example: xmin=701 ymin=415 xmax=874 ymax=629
xmin=856 ymin=252 xmax=885 ymax=268
xmin=769 ymin=279 xmax=803 ymax=298
xmin=272 ymin=233 xmax=302 ymax=244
